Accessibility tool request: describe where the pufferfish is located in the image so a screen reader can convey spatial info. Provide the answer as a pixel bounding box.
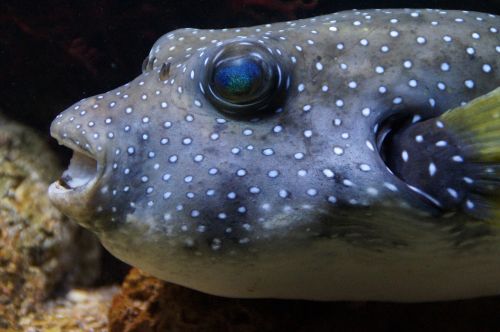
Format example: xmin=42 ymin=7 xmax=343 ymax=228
xmin=48 ymin=8 xmax=500 ymax=302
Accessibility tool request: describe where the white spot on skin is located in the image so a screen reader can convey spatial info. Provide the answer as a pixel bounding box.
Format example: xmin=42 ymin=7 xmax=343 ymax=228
xmin=482 ymin=64 xmax=492 ymax=73
xmin=359 ymin=164 xmax=371 ymax=172
xmin=390 ymin=30 xmax=399 ymax=37
xmin=384 ymin=182 xmax=398 ymax=192
xmin=366 ymin=140 xmax=375 ymax=151
xmin=401 ymin=150 xmax=409 ymax=162
xmin=249 ymin=186 xmax=261 ymax=194
xmin=463 ymin=177 xmax=474 ymax=184
xmin=429 ymin=162 xmax=437 ymax=176
xmin=327 ymin=196 xmax=337 ymax=204
xmin=294 ymin=152 xmax=304 ymax=160
xmin=267 ymin=170 xmax=279 ymax=178
xmin=447 ymin=188 xmax=458 ymax=199
xmin=416 ymin=36 xmax=427 ymax=44
xmin=279 ymin=190 xmax=288 ymax=198
xmin=436 ymin=140 xmax=447 ymax=147
xmin=343 ymin=179 xmax=354 ymax=187
xmin=466 ymin=200 xmax=475 ymax=209
xmin=307 ymin=189 xmax=318 ymax=196
xmin=440 ymin=62 xmax=450 ymax=71
xmin=262 ymin=148 xmax=274 ymax=156
xmin=333 ymin=147 xmax=344 ymax=155
xmin=322 ymin=169 xmax=335 ymax=178
xmin=464 ymin=80 xmax=475 ymax=89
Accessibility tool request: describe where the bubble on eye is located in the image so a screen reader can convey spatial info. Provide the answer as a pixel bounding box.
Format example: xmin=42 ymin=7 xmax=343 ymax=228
xmin=213 ymin=59 xmax=263 ymax=99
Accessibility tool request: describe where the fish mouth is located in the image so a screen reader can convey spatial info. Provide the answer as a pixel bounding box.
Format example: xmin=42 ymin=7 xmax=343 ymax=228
xmin=56 ymin=150 xmax=98 ymax=191
xmin=48 ymin=136 xmax=105 ymax=224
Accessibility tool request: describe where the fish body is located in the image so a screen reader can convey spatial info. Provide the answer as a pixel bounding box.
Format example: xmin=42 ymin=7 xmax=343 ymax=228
xmin=48 ymin=9 xmax=500 ymax=301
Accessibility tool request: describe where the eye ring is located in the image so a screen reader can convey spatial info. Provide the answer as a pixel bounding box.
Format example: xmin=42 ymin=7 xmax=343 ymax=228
xmin=203 ymin=41 xmax=287 ymax=116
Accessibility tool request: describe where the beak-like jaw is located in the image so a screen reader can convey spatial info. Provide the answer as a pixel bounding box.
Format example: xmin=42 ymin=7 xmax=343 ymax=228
xmin=48 ymin=121 xmax=106 ymax=228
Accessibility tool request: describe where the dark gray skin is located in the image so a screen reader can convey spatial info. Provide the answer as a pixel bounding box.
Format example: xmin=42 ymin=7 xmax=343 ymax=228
xmin=49 ymin=9 xmax=500 ymax=301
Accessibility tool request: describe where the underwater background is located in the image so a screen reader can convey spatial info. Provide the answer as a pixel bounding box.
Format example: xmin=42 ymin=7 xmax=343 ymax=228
xmin=1 ymin=0 xmax=500 ymax=330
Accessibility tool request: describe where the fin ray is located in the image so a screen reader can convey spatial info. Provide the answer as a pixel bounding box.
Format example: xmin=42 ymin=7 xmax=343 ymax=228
xmin=441 ymin=87 xmax=500 ymax=220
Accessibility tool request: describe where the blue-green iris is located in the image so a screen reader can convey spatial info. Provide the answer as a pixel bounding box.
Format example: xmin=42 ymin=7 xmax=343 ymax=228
xmin=213 ymin=60 xmax=263 ymax=99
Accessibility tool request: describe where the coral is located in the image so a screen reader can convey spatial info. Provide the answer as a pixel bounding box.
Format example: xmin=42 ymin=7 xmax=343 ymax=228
xmin=0 ymin=114 xmax=100 ymax=329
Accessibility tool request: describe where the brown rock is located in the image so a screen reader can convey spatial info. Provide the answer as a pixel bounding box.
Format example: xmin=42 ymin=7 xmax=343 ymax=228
xmin=19 ymin=286 xmax=119 ymax=332
xmin=110 ymin=268 xmax=500 ymax=332
xmin=0 ymin=115 xmax=101 ymax=329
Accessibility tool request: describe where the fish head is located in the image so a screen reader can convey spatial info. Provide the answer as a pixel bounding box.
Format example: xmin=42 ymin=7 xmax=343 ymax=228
xmin=49 ymin=21 xmax=453 ymax=249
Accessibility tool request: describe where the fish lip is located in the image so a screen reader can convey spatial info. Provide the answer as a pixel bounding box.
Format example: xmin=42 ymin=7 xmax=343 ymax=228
xmin=48 ymin=127 xmax=106 ymax=224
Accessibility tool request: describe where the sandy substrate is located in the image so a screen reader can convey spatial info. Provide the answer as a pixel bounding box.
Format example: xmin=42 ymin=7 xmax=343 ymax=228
xmin=18 ymin=287 xmax=119 ymax=332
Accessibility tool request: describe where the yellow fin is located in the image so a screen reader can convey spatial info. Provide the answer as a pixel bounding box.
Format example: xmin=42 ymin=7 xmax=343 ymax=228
xmin=441 ymin=87 xmax=500 ymax=221
xmin=441 ymin=87 xmax=500 ymax=162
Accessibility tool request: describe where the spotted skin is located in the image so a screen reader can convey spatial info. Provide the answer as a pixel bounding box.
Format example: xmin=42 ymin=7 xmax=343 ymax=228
xmin=49 ymin=9 xmax=500 ymax=301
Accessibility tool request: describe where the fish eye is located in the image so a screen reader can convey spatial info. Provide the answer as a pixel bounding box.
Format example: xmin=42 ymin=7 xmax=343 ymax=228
xmin=204 ymin=41 xmax=286 ymax=116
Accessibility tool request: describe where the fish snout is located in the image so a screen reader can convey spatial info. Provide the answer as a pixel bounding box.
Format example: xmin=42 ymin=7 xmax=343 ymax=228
xmin=48 ymin=103 xmax=108 ymax=228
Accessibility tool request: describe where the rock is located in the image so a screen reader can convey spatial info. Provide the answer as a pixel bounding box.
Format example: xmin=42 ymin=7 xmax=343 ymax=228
xmin=110 ymin=268 xmax=500 ymax=332
xmin=0 ymin=114 xmax=101 ymax=329
xmin=19 ymin=286 xmax=119 ymax=332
